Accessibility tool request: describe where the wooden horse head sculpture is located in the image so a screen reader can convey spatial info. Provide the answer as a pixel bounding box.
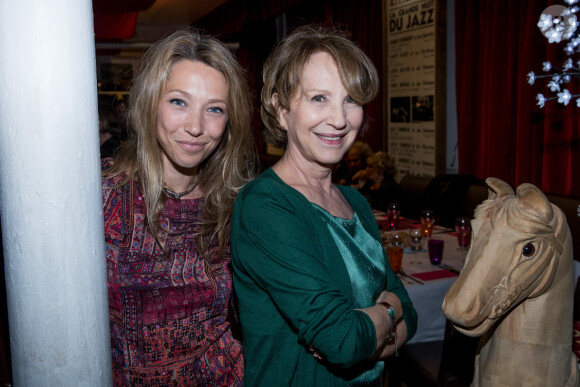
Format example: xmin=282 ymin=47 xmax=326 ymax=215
xmin=442 ymin=177 xmax=579 ymax=387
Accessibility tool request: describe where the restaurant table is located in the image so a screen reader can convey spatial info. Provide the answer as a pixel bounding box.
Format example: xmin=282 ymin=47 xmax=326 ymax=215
xmin=375 ymin=211 xmax=580 ymax=344
xmin=381 ymin=225 xmax=467 ymax=344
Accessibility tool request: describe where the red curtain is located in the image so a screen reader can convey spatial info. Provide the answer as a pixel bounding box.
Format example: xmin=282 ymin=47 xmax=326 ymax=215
xmin=455 ymin=0 xmax=580 ymax=197
xmin=93 ymin=0 xmax=156 ymax=40
xmin=94 ymin=12 xmax=138 ymax=40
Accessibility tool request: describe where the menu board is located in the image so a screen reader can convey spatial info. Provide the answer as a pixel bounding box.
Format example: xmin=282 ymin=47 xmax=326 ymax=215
xmin=385 ymin=0 xmax=442 ymax=178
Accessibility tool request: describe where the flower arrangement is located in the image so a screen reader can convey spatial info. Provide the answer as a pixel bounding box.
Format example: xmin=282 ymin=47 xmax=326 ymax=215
xmin=527 ymin=1 xmax=580 ymax=108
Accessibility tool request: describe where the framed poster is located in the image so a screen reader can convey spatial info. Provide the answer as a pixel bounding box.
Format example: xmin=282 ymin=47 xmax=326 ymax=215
xmin=383 ymin=0 xmax=446 ymax=179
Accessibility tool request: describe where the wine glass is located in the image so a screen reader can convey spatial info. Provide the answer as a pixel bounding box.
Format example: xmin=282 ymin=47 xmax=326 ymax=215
xmin=420 ymin=209 xmax=435 ymax=237
xmin=408 ymin=228 xmax=423 ymax=251
xmin=455 ymin=217 xmax=472 ymax=250
xmin=390 ymin=231 xmax=406 ymax=248
xmin=387 ymin=202 xmax=401 ymax=230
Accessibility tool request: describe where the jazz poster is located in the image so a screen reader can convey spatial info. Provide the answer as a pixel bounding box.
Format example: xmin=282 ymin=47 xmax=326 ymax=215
xmin=386 ymin=0 xmax=437 ymax=178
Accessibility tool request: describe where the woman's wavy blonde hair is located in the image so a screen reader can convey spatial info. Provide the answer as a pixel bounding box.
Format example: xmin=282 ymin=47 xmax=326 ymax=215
xmin=103 ymin=28 xmax=257 ymax=259
xmin=261 ymin=24 xmax=380 ymax=148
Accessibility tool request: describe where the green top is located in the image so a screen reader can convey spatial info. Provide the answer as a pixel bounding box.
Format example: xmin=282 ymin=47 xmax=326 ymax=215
xmin=313 ymin=205 xmax=386 ymax=385
xmin=231 ymin=168 xmax=417 ymax=387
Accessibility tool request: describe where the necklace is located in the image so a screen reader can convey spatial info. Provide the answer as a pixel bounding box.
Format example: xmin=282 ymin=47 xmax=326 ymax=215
xmin=162 ymin=181 xmax=199 ymax=199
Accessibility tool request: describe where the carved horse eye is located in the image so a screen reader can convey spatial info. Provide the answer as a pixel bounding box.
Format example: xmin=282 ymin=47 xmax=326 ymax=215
xmin=522 ymin=243 xmax=536 ymax=257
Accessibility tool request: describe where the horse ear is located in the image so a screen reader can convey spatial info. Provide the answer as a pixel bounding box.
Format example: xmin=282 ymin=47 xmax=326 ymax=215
xmin=485 ymin=177 xmax=515 ymax=200
xmin=515 ymin=183 xmax=553 ymax=222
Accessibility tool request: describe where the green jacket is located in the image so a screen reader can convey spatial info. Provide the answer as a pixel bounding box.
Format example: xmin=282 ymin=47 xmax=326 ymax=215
xmin=232 ymin=168 xmax=417 ymax=386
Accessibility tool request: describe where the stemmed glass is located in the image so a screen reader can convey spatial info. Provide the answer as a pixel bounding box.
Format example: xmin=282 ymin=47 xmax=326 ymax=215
xmin=420 ymin=209 xmax=435 ymax=238
xmin=390 ymin=231 xmax=406 ymax=248
xmin=408 ymin=228 xmax=423 ymax=251
xmin=386 ymin=202 xmax=401 ymax=230
xmin=455 ymin=217 xmax=472 ymax=250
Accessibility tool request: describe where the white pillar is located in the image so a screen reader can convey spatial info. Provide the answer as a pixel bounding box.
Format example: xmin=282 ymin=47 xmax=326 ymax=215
xmin=0 ymin=1 xmax=112 ymax=386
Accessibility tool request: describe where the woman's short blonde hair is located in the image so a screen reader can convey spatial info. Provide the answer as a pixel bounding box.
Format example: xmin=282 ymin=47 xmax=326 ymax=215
xmin=261 ymin=24 xmax=380 ymax=148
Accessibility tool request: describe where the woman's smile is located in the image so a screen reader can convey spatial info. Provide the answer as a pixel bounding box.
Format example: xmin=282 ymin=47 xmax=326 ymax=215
xmin=315 ymin=133 xmax=347 ymax=145
xmin=176 ymin=139 xmax=207 ymax=153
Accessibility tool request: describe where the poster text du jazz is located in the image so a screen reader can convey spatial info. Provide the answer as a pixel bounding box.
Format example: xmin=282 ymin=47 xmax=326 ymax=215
xmin=389 ymin=5 xmax=434 ymax=32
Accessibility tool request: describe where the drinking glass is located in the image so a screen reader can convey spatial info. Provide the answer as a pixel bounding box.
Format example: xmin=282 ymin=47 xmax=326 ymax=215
xmin=455 ymin=217 xmax=472 ymax=250
xmin=387 ymin=232 xmax=405 ymax=273
xmin=387 ymin=202 xmax=401 ymax=230
xmin=428 ymin=239 xmax=444 ymax=265
xmin=420 ymin=209 xmax=435 ymax=237
xmin=391 ymin=231 xmax=406 ymax=248
xmin=387 ymin=244 xmax=403 ymax=273
xmin=408 ymin=228 xmax=423 ymax=251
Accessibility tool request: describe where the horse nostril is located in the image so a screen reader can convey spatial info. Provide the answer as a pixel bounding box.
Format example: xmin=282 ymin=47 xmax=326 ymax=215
xmin=522 ymin=243 xmax=536 ymax=257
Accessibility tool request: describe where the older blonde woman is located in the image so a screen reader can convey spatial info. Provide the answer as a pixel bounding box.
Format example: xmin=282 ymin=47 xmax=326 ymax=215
xmin=102 ymin=28 xmax=257 ymax=386
xmin=232 ymin=25 xmax=417 ymax=386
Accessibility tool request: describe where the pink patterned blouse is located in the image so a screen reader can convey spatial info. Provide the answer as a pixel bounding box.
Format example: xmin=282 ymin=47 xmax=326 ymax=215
xmin=102 ymin=165 xmax=243 ymax=386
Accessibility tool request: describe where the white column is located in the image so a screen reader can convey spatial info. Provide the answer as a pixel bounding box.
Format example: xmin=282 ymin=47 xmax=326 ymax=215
xmin=0 ymin=0 xmax=112 ymax=386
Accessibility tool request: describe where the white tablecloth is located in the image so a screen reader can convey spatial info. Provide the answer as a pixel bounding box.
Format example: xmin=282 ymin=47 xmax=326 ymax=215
xmin=386 ymin=230 xmax=580 ymax=344
xmin=389 ymin=231 xmax=467 ymax=344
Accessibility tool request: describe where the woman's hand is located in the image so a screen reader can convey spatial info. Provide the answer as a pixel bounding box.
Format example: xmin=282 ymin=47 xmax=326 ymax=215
xmin=309 ymin=346 xmax=325 ymax=361
xmin=377 ymin=291 xmax=403 ymax=319
xmin=359 ymin=291 xmax=408 ymax=359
